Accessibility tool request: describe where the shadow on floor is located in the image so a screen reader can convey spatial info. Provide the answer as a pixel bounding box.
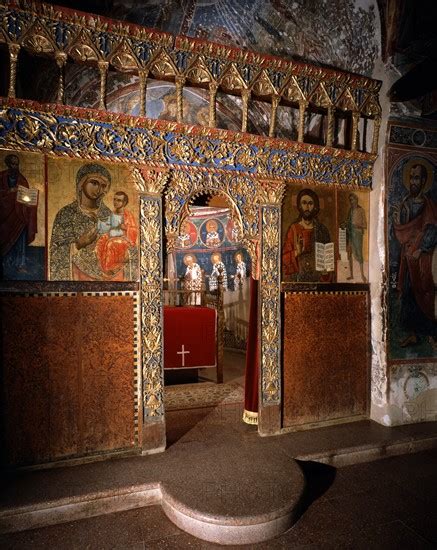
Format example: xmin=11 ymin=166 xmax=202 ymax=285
xmin=295 ymin=460 xmax=337 ymax=513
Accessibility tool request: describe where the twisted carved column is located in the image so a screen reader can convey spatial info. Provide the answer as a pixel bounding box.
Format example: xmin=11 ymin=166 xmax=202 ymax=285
xmin=7 ymin=43 xmax=20 ymax=99
xmin=175 ymin=76 xmax=186 ymax=123
xmin=209 ymin=82 xmax=218 ymax=128
xmin=351 ymin=111 xmax=360 ymax=151
xmin=371 ymin=117 xmax=381 ymax=155
xmin=98 ymin=61 xmax=109 ymax=110
xmin=298 ymin=100 xmax=308 ymax=142
xmin=55 ymin=52 xmax=67 ymax=104
xmin=138 ymin=70 xmax=148 ymax=117
xmin=269 ymin=95 xmax=280 ymax=138
xmin=326 ymin=106 xmax=334 ymax=147
xmin=241 ymin=89 xmax=251 ymax=133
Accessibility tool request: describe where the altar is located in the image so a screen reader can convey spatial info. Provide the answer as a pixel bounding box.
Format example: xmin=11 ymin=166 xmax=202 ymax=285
xmin=163 ymin=306 xmax=217 ymax=371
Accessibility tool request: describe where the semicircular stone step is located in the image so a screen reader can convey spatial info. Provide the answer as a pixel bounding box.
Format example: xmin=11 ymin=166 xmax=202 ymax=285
xmin=160 ymin=440 xmax=305 ymax=545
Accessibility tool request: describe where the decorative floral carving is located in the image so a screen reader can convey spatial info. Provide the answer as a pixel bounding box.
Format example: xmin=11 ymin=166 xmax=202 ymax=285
xmin=140 ymin=196 xmax=164 ymax=418
xmin=260 ymin=206 xmax=281 ymax=404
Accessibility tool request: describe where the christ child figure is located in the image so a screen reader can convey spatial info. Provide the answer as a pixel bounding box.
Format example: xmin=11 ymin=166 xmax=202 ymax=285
xmin=95 ymin=191 xmax=138 ymax=279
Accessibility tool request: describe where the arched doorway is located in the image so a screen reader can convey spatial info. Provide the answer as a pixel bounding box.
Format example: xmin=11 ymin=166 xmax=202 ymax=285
xmin=136 ymin=168 xmax=284 ymax=452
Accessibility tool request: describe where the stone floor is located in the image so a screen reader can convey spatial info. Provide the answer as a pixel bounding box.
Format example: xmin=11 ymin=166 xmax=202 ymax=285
xmin=1 ymin=448 xmax=436 ymax=549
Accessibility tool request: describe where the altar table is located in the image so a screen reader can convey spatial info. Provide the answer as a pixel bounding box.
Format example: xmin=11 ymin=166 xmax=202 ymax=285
xmin=163 ymin=306 xmax=216 ymax=369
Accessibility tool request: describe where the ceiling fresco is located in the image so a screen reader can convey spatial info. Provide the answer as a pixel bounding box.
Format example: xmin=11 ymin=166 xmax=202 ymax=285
xmin=379 ymin=0 xmax=437 ymax=119
xmin=38 ymin=0 xmax=380 ymax=136
xmin=48 ymin=0 xmax=379 ymax=76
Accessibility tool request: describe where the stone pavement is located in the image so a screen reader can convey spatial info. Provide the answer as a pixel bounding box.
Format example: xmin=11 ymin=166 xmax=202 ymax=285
xmin=1 ymin=405 xmax=436 ymax=548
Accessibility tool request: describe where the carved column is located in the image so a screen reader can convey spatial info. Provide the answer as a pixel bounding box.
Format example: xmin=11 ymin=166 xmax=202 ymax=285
xmin=351 ymin=111 xmax=360 ymax=151
xmin=7 ymin=43 xmax=20 ymax=99
xmin=371 ymin=117 xmax=381 ymax=155
xmin=241 ymin=89 xmax=251 ymax=133
xmin=269 ymin=95 xmax=280 ymax=138
xmin=326 ymin=106 xmax=334 ymax=147
xmin=208 ymin=82 xmax=218 ymax=128
xmin=55 ymin=52 xmax=67 ymax=104
xmin=258 ymin=180 xmax=285 ymax=435
xmin=298 ymin=100 xmax=308 ymax=142
xmin=133 ymin=168 xmax=168 ymax=453
xmin=175 ymin=76 xmax=186 ymax=123
xmin=98 ymin=60 xmax=109 ymax=110
xmin=138 ymin=70 xmax=149 ymax=117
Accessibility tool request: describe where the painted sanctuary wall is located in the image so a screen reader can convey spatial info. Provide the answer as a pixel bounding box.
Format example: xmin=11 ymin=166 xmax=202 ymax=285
xmin=384 ymin=125 xmax=437 ymax=425
xmin=171 ymin=206 xmax=251 ymax=349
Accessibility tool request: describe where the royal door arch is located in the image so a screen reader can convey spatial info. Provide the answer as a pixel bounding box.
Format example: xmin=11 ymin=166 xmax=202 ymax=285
xmin=134 ymin=166 xmax=285 ymax=450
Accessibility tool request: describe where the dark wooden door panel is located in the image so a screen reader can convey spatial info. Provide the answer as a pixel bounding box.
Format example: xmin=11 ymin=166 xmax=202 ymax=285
xmin=283 ymin=292 xmax=369 ymax=428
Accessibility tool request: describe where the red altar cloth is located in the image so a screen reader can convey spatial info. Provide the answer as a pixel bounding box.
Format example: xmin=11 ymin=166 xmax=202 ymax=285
xmin=163 ymin=306 xmax=216 ymax=369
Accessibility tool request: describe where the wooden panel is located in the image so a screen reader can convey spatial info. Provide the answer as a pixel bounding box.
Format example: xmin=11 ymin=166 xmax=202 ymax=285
xmin=46 ymin=297 xmax=81 ymax=458
xmin=283 ymin=292 xmax=369 ymax=428
xmin=1 ymin=297 xmax=51 ymax=465
xmin=80 ymin=295 xmax=136 ymax=453
xmin=0 ymin=294 xmax=137 ymax=466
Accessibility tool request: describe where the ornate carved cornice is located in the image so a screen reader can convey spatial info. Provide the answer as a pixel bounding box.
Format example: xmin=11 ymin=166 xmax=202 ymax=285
xmin=0 ymin=101 xmax=374 ymax=187
xmin=0 ymin=1 xmax=382 ymax=122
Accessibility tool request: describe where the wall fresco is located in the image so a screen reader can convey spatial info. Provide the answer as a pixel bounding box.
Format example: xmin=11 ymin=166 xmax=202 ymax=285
xmin=0 ymin=149 xmax=45 ymax=281
xmin=107 ymin=0 xmax=379 ymax=76
xmin=47 ymin=158 xmax=139 ymax=281
xmin=387 ymin=147 xmax=437 ymax=360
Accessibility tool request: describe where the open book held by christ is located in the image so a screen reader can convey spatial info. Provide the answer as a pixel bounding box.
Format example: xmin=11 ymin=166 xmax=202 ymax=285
xmin=315 ymin=241 xmax=334 ymax=272
xmin=16 ymin=185 xmax=39 ymax=206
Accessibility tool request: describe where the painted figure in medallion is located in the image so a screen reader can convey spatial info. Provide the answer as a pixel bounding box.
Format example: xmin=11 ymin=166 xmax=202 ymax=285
xmin=177 ymin=219 xmax=197 ymax=248
xmin=392 ymin=160 xmax=437 ymax=348
xmin=0 ymin=154 xmax=37 ymax=275
xmin=205 ymin=219 xmax=221 ymax=248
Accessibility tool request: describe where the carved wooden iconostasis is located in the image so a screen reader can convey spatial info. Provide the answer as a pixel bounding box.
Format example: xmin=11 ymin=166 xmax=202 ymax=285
xmin=0 ymin=1 xmax=381 ymax=467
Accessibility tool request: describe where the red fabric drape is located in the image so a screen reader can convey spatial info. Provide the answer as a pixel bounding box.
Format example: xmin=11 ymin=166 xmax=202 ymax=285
xmin=243 ymin=276 xmax=259 ymax=424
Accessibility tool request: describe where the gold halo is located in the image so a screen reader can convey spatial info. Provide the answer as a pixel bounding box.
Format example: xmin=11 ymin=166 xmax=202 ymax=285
xmin=183 ymin=253 xmax=196 ymax=265
xmin=211 ymin=252 xmax=222 ymax=262
xmin=234 ymin=250 xmax=244 ymax=262
xmin=403 ymin=158 xmax=434 ymax=193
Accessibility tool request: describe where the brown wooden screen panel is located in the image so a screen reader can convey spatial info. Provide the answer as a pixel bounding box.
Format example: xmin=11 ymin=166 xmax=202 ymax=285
xmin=0 ymin=294 xmax=137 ymax=466
xmin=283 ymin=291 xmax=369 ymax=428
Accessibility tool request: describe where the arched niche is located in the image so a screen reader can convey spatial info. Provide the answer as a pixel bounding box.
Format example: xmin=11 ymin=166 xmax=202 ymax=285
xmin=134 ymin=167 xmax=286 ymax=450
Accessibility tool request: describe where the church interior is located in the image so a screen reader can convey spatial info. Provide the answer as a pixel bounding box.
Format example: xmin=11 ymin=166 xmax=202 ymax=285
xmin=0 ymin=0 xmax=436 ymax=547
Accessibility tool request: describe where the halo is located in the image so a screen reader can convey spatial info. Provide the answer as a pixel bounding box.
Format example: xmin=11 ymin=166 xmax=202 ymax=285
xmin=183 ymin=253 xmax=196 ymax=265
xmin=403 ymin=158 xmax=434 ymax=193
xmin=234 ymin=250 xmax=244 ymax=261
xmin=211 ymin=251 xmax=222 ymax=262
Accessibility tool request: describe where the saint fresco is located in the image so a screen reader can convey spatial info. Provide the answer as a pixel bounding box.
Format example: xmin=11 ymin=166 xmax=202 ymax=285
xmin=0 ymin=149 xmax=45 ymax=281
xmin=387 ymin=150 xmax=437 ymax=360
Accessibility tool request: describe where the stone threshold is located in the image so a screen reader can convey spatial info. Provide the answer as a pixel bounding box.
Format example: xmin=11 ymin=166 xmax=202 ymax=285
xmin=1 ymin=419 xmax=436 ymax=545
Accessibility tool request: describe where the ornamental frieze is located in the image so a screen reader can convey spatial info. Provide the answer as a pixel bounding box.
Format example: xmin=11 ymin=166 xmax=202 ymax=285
xmin=0 ymin=103 xmax=374 ymax=188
